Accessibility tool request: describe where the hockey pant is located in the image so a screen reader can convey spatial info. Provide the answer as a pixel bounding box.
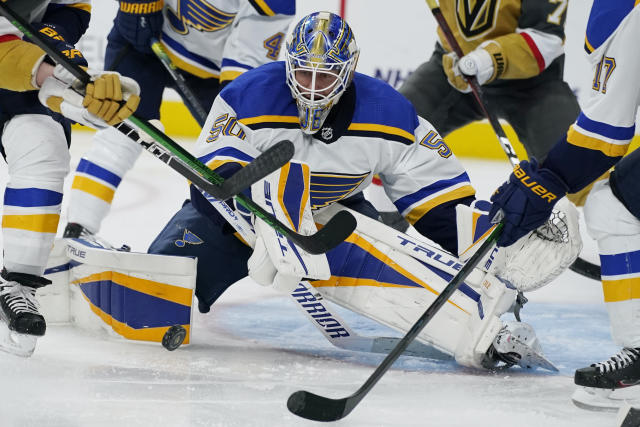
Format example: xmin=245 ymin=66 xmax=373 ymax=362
xmin=585 ymin=150 xmax=640 ymax=348
xmin=1 ymin=114 xmax=70 ymax=275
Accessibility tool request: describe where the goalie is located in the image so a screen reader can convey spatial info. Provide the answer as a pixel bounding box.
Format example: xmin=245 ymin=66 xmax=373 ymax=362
xmin=147 ymin=11 xmax=581 ymax=369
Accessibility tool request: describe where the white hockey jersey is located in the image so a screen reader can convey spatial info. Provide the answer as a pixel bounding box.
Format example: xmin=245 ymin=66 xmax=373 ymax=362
xmin=192 ymin=61 xmax=476 ymax=249
xmin=160 ymin=0 xmax=294 ymax=82
xmin=544 ymin=1 xmax=639 ymax=192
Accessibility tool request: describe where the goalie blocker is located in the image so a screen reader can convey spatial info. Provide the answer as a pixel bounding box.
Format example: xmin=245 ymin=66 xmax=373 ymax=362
xmin=40 ymin=237 xmax=196 ymax=345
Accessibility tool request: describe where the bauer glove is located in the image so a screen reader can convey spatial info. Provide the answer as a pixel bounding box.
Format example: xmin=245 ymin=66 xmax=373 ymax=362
xmin=489 ymin=159 xmax=568 ymax=247
xmin=38 ymin=65 xmax=141 ymax=128
xmin=442 ymin=41 xmax=504 ymax=93
xmin=115 ymin=0 xmax=164 ymax=54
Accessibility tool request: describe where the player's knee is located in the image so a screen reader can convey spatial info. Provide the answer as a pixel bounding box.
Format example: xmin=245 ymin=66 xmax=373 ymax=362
xmin=584 ymin=179 xmax=640 ymax=242
xmin=3 ymin=115 xmax=70 ymax=182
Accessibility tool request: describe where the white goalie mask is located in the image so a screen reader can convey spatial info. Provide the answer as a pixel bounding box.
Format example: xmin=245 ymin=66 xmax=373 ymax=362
xmin=285 ymin=12 xmax=359 ymax=135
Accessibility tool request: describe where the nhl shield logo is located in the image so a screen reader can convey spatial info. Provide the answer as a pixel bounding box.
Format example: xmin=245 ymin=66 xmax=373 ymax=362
xmin=455 ymin=0 xmax=499 ymax=39
xmin=321 ymin=127 xmax=333 ymax=141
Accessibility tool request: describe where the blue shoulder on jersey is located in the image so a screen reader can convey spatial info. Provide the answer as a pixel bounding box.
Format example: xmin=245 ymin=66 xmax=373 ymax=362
xmin=349 ymin=73 xmax=419 ymax=146
xmin=248 ymin=0 xmax=295 ymax=16
xmin=585 ymin=0 xmax=636 ymax=53
xmin=219 ymin=61 xmax=299 ymax=129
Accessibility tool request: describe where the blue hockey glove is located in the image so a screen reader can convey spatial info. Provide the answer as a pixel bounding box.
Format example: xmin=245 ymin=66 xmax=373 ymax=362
xmin=114 ymin=0 xmax=164 ymax=54
xmin=489 ymin=159 xmax=568 ymax=247
xmin=27 ymin=23 xmax=88 ymax=67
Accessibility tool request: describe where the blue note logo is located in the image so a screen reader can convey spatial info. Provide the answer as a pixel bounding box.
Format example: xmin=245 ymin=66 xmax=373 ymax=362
xmin=175 ymin=229 xmax=204 ymax=247
xmin=166 ymin=0 xmax=236 ymax=35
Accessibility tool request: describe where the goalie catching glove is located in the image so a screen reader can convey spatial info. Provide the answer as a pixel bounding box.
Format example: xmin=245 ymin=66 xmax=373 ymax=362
xmin=457 ymin=197 xmax=582 ymax=292
xmin=38 ymin=65 xmax=140 ymax=129
xmin=247 ymin=160 xmax=330 ymax=292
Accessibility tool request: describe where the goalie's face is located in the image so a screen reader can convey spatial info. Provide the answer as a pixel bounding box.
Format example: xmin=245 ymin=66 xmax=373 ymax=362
xmin=285 ymin=11 xmax=359 ymax=134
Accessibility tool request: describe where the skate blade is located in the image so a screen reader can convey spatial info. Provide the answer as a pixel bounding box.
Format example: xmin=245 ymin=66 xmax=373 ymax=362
xmin=571 ymin=387 xmax=640 ymax=413
xmin=0 ymin=321 xmax=37 ymax=358
xmin=510 ymin=336 xmax=558 ymax=372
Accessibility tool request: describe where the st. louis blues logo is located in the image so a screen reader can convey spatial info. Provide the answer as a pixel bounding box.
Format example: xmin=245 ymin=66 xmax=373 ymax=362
xmin=166 ymin=0 xmax=236 ymax=35
xmin=455 ymin=0 xmax=499 ymax=39
xmin=175 ymin=229 xmax=204 ymax=247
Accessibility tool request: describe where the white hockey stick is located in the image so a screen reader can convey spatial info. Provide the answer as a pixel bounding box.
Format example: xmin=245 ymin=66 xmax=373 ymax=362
xmin=201 ymin=192 xmax=449 ymax=359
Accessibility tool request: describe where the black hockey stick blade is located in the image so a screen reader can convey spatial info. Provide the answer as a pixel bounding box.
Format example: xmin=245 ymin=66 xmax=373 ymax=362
xmin=212 ymin=140 xmax=295 ymax=200
xmin=569 ymin=257 xmax=601 ymax=281
xmin=288 ymin=391 xmax=353 ymax=422
xmin=287 ymin=224 xmax=503 ymax=421
xmin=285 ymin=210 xmax=356 ymax=255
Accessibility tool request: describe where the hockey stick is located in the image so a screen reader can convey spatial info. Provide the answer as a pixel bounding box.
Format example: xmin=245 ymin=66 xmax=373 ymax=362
xmin=150 ymin=38 xmax=208 ymax=127
xmin=0 ymin=3 xmax=357 ymax=254
xmin=425 ymin=0 xmax=601 ymax=281
xmin=286 ymin=222 xmax=504 ymax=422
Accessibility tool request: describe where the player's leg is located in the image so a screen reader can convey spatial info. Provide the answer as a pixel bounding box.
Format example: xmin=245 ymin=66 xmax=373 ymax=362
xmin=577 ymin=152 xmax=640 ymax=390
xmin=0 ymin=114 xmax=70 ymax=355
xmin=65 ymin=35 xmax=168 ymax=237
xmin=147 ymin=199 xmax=252 ymax=314
xmin=498 ymin=79 xmax=580 ymax=162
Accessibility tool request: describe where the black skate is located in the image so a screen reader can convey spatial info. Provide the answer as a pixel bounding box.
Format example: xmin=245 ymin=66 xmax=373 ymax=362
xmin=0 ymin=268 xmax=50 ymax=357
xmin=572 ymin=348 xmax=640 ymax=412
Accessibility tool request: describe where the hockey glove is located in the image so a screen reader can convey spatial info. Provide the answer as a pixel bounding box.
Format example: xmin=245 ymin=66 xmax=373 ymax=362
xmin=442 ymin=41 xmax=504 ymax=93
xmin=26 ymin=22 xmax=88 ymax=68
xmin=115 ymin=0 xmax=164 ymax=54
xmin=489 ymin=159 xmax=568 ymax=247
xmin=38 ymin=65 xmax=141 ymax=128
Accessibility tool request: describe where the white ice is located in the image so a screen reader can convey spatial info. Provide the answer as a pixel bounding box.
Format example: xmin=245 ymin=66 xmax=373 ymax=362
xmin=0 ymin=131 xmax=631 ymax=427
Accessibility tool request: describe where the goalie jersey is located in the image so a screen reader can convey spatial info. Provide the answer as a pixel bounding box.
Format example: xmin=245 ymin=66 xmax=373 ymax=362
xmin=157 ymin=0 xmax=294 ymax=83
xmin=542 ymin=1 xmax=639 ymax=193
xmin=190 ymin=61 xmax=477 ymax=253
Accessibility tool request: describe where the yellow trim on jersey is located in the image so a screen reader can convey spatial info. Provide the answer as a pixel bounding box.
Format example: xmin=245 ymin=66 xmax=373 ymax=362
xmin=348 ymin=123 xmax=415 ymax=143
xmin=238 ymin=115 xmax=299 ymax=125
xmin=219 ymin=70 xmax=243 ymax=83
xmin=73 ymin=271 xmax=193 ymax=306
xmin=0 ymin=40 xmax=45 ymax=91
xmin=584 ymin=36 xmax=595 ymax=53
xmin=2 ymin=214 xmax=59 ymax=233
xmin=205 ymin=158 xmax=249 ymax=172
xmin=251 ymin=0 xmax=276 ymax=16
xmin=603 ymin=277 xmax=640 ymax=303
xmin=567 ymin=126 xmax=630 ymax=157
xmin=79 ymin=292 xmax=190 ymax=343
xmin=71 ymin=176 xmax=115 ymax=204
xmin=67 ymin=2 xmax=92 ymax=13
xmin=313 ymin=233 xmax=468 ymax=313
xmin=163 ymin=47 xmax=220 ymax=79
xmin=406 ymin=185 xmax=476 ymax=225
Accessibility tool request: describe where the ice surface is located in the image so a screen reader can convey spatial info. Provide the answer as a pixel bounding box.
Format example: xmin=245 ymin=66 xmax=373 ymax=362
xmin=0 ymin=131 xmax=629 ymax=426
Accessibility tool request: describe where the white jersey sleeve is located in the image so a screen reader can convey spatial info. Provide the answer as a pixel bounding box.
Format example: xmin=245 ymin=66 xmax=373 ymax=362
xmin=219 ymin=1 xmax=294 ymax=83
xmin=379 ymin=116 xmax=476 ymax=225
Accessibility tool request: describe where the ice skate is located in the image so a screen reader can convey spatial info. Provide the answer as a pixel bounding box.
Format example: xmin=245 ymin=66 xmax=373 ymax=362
xmin=482 ymin=321 xmax=558 ymax=372
xmin=63 ymin=223 xmax=129 ymax=251
xmin=0 ymin=269 xmax=50 ymax=357
xmin=571 ymin=348 xmax=640 ymax=412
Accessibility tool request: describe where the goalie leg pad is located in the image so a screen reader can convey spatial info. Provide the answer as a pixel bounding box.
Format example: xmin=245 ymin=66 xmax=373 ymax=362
xmin=584 ymin=179 xmax=640 ymax=348
xmin=148 ymin=200 xmax=251 ymax=313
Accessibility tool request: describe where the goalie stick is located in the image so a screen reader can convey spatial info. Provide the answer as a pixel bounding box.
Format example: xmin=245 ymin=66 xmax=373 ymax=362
xmin=286 ymin=223 xmax=504 ymax=422
xmin=0 ymin=2 xmax=357 ymax=254
xmin=149 ymin=38 xmax=208 ymax=127
xmin=425 ymin=0 xmax=601 ymax=282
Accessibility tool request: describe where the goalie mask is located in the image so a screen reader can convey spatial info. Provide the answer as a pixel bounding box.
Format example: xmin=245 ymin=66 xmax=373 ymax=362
xmin=285 ymin=12 xmax=359 ymax=135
